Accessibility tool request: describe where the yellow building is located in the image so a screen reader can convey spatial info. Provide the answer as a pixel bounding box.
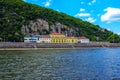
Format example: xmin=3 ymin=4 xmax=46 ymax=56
xmin=50 ymin=32 xmax=78 ymax=43
xmin=66 ymin=37 xmax=78 ymax=43
xmin=50 ymin=32 xmax=66 ymax=38
xmin=50 ymin=32 xmax=67 ymax=43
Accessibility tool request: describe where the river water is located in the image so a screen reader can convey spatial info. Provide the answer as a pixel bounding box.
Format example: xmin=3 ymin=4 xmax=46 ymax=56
xmin=0 ymin=48 xmax=120 ymax=80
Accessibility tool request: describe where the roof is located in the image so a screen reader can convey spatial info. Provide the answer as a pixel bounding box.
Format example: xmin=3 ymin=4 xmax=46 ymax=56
xmin=24 ymin=37 xmax=32 ymax=38
xmin=40 ymin=35 xmax=50 ymax=38
xmin=33 ymin=35 xmax=40 ymax=38
xmin=50 ymin=32 xmax=64 ymax=35
xmin=67 ymin=36 xmax=77 ymax=38
xmin=78 ymin=36 xmax=88 ymax=39
xmin=24 ymin=36 xmax=38 ymax=39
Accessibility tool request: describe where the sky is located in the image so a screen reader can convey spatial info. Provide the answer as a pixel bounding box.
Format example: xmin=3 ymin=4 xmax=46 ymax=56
xmin=23 ymin=0 xmax=120 ymax=34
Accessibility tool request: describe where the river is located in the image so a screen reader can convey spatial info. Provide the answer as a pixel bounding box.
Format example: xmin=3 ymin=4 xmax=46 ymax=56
xmin=0 ymin=48 xmax=120 ymax=80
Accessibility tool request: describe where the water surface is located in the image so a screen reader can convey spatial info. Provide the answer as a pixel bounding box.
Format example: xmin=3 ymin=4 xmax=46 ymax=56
xmin=0 ymin=48 xmax=120 ymax=80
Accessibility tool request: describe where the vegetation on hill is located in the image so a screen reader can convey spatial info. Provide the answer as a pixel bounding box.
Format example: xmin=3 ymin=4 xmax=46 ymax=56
xmin=0 ymin=0 xmax=120 ymax=42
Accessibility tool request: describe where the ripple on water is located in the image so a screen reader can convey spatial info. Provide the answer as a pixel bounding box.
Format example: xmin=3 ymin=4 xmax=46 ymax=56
xmin=0 ymin=48 xmax=120 ymax=79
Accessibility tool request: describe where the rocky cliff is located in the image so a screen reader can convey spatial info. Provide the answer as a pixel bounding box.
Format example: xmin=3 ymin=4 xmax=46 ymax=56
xmin=21 ymin=19 xmax=75 ymax=36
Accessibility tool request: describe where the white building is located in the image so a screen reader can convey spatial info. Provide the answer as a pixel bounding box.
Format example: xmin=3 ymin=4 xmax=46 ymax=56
xmin=78 ymin=36 xmax=90 ymax=43
xmin=24 ymin=35 xmax=40 ymax=42
xmin=24 ymin=37 xmax=31 ymax=42
xmin=37 ymin=35 xmax=51 ymax=43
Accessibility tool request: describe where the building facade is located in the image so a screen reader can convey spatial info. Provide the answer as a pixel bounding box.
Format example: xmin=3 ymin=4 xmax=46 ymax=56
xmin=50 ymin=33 xmax=67 ymax=43
xmin=24 ymin=33 xmax=90 ymax=43
xmin=78 ymin=36 xmax=90 ymax=43
xmin=38 ymin=35 xmax=51 ymax=43
xmin=67 ymin=37 xmax=78 ymax=43
xmin=24 ymin=36 xmax=39 ymax=42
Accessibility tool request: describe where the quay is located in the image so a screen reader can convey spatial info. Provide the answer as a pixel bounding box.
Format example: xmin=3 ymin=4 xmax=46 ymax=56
xmin=0 ymin=42 xmax=120 ymax=49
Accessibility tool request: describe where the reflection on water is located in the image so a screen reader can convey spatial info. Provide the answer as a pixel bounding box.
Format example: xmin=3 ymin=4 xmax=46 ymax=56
xmin=0 ymin=48 xmax=120 ymax=80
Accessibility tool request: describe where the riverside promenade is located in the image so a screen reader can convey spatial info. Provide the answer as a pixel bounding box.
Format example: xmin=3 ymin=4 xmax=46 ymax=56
xmin=0 ymin=42 xmax=120 ymax=49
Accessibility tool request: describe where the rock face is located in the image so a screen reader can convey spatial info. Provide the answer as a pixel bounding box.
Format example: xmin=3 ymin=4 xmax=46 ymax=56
xmin=21 ymin=19 xmax=76 ymax=36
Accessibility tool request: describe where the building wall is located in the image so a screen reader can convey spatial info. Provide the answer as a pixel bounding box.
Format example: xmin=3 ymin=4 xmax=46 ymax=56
xmin=24 ymin=33 xmax=90 ymax=44
xmin=78 ymin=39 xmax=90 ymax=43
xmin=66 ymin=38 xmax=78 ymax=43
xmin=50 ymin=34 xmax=65 ymax=38
xmin=50 ymin=33 xmax=66 ymax=43
xmin=37 ymin=38 xmax=51 ymax=43
xmin=51 ymin=38 xmax=66 ymax=43
xmin=24 ymin=37 xmax=39 ymax=42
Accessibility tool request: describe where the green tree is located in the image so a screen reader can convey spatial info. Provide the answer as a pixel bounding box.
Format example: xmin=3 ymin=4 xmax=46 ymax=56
xmin=107 ymin=34 xmax=120 ymax=43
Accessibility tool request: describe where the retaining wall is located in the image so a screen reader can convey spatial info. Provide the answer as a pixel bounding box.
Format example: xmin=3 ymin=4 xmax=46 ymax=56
xmin=0 ymin=42 xmax=120 ymax=48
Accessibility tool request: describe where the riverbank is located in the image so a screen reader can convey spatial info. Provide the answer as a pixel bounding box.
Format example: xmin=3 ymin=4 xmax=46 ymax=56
xmin=0 ymin=42 xmax=120 ymax=50
xmin=0 ymin=48 xmax=75 ymax=50
xmin=0 ymin=47 xmax=116 ymax=51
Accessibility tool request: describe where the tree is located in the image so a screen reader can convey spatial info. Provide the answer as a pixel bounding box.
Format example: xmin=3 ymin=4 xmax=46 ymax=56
xmin=107 ymin=34 xmax=120 ymax=43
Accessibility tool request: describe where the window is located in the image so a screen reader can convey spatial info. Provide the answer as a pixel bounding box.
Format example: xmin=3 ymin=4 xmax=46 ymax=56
xmin=72 ymin=40 xmax=74 ymax=42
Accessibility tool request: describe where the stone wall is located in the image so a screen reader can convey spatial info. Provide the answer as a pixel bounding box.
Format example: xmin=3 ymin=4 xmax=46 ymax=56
xmin=0 ymin=42 xmax=120 ymax=48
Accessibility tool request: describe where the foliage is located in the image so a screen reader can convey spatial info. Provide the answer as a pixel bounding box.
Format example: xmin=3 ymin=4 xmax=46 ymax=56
xmin=107 ymin=34 xmax=120 ymax=43
xmin=0 ymin=0 xmax=119 ymax=42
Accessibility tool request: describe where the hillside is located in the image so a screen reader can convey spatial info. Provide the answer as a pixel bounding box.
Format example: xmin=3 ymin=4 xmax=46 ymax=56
xmin=0 ymin=0 xmax=119 ymax=42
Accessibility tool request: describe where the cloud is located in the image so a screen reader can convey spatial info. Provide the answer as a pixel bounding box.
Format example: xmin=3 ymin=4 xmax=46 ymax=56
xmin=80 ymin=2 xmax=84 ymax=4
xmin=86 ymin=17 xmax=96 ymax=23
xmin=117 ymin=32 xmax=120 ymax=35
xmin=92 ymin=0 xmax=96 ymax=3
xmin=88 ymin=0 xmax=96 ymax=5
xmin=56 ymin=9 xmax=60 ymax=12
xmin=45 ymin=2 xmax=50 ymax=7
xmin=101 ymin=7 xmax=120 ymax=23
xmin=44 ymin=0 xmax=52 ymax=7
xmin=97 ymin=14 xmax=101 ymax=17
xmin=75 ymin=13 xmax=91 ymax=17
xmin=80 ymin=8 xmax=85 ymax=12
xmin=88 ymin=2 xmax=92 ymax=5
xmin=107 ymin=28 xmax=111 ymax=31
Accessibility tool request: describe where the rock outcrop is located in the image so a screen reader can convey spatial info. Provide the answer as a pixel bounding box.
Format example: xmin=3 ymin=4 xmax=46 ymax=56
xmin=21 ymin=19 xmax=76 ymax=36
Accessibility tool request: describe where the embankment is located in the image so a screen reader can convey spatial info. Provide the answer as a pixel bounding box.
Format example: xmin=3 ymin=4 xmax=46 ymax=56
xmin=0 ymin=42 xmax=120 ymax=49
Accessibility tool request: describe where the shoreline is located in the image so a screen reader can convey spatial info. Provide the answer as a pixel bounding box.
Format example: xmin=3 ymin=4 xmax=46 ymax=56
xmin=0 ymin=47 xmax=120 ymax=50
xmin=0 ymin=48 xmax=72 ymax=50
xmin=0 ymin=42 xmax=120 ymax=50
